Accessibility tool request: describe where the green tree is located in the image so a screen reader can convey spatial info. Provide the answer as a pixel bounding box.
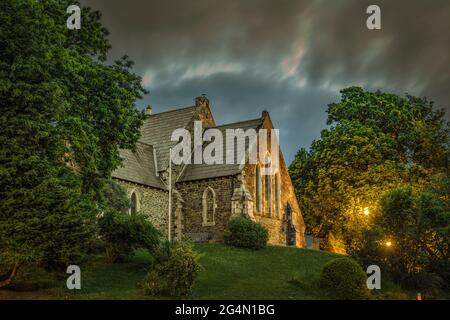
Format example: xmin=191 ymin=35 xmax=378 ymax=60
xmin=0 ymin=0 xmax=146 ymax=286
xmin=357 ymin=187 xmax=449 ymax=294
xmin=289 ymin=87 xmax=449 ymax=251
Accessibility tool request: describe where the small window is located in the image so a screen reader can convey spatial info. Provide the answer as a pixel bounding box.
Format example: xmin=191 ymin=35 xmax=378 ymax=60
xmin=202 ymin=187 xmax=216 ymax=226
xmin=130 ymin=191 xmax=138 ymax=215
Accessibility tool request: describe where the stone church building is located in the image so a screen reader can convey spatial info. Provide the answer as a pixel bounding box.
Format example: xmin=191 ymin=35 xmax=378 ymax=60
xmin=112 ymin=96 xmax=305 ymax=247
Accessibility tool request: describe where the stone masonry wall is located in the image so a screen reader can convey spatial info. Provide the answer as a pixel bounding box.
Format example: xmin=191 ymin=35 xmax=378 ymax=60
xmin=242 ymin=115 xmax=306 ymax=247
xmin=176 ymin=176 xmax=235 ymax=241
xmin=114 ymin=179 xmax=169 ymax=238
xmin=243 ymin=163 xmax=294 ymax=246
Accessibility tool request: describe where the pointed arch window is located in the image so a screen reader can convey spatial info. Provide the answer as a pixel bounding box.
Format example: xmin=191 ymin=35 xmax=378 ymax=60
xmin=255 ymin=165 xmax=262 ymax=212
xmin=275 ymin=172 xmax=281 ymax=217
xmin=264 ymin=154 xmax=272 ymax=216
xmin=130 ymin=190 xmax=139 ymax=215
xmin=202 ymin=187 xmax=216 ymax=226
xmin=264 ymin=173 xmax=272 ymax=216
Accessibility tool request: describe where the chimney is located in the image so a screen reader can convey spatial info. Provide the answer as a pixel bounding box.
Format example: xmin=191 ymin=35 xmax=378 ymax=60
xmin=145 ymin=105 xmax=153 ymax=115
xmin=195 ymin=94 xmax=209 ymax=108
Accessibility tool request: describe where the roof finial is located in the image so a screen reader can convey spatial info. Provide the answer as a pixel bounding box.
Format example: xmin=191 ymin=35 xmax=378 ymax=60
xmin=195 ymin=94 xmax=209 ymax=107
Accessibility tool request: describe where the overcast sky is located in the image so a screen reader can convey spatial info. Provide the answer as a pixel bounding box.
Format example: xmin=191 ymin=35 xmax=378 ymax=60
xmin=81 ymin=0 xmax=450 ymax=164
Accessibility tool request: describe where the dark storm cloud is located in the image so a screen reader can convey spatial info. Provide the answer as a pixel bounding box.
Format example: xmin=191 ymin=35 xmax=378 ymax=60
xmin=81 ymin=0 xmax=310 ymax=68
xmin=81 ymin=0 xmax=450 ymax=163
xmin=300 ymin=0 xmax=450 ymax=108
xmin=137 ymin=71 xmax=338 ymax=162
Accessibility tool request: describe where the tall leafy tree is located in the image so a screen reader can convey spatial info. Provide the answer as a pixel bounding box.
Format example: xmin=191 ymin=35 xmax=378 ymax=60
xmin=289 ymin=87 xmax=449 ymax=251
xmin=0 ymin=0 xmax=146 ymax=285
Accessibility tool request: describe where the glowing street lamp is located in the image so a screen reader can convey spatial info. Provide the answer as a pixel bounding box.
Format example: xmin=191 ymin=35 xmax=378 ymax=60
xmin=385 ymin=241 xmax=392 ymax=247
xmin=363 ymin=207 xmax=370 ymax=216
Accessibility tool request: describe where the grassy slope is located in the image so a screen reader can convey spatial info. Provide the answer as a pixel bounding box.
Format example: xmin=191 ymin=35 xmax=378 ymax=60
xmin=1 ymin=243 xmax=413 ymax=300
xmin=62 ymin=244 xmax=342 ymax=300
xmin=191 ymin=244 xmax=340 ymax=299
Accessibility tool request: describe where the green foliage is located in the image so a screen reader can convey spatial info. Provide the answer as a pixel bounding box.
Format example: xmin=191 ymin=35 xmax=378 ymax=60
xmin=99 ymin=179 xmax=130 ymax=213
xmin=223 ymin=217 xmax=268 ymax=250
xmin=98 ymin=210 xmax=160 ymax=263
xmin=0 ymin=166 xmax=97 ymax=271
xmin=355 ymin=186 xmax=449 ymax=293
xmin=289 ymin=87 xmax=449 ymax=251
xmin=319 ymin=257 xmax=369 ymax=300
xmin=0 ymin=0 xmax=146 ymax=279
xmin=141 ymin=240 xmax=202 ymax=297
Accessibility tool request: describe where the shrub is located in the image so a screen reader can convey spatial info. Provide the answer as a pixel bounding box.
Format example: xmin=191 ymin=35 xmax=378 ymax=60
xmin=428 ymin=259 xmax=450 ymax=290
xmin=223 ymin=217 xmax=268 ymax=250
xmin=141 ymin=240 xmax=201 ymax=297
xmin=355 ymin=186 xmax=449 ymax=293
xmin=98 ymin=210 xmax=160 ymax=262
xmin=319 ymin=257 xmax=369 ymax=299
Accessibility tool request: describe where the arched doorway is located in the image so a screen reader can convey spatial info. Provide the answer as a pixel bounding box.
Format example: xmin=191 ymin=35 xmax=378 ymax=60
xmin=286 ymin=202 xmax=296 ymax=246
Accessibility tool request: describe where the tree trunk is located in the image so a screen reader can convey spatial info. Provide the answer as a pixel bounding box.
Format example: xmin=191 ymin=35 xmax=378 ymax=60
xmin=0 ymin=264 xmax=20 ymax=288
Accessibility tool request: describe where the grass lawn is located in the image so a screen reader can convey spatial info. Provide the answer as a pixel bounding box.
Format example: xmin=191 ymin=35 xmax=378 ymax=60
xmin=191 ymin=244 xmax=339 ymax=299
xmin=1 ymin=243 xmax=416 ymax=300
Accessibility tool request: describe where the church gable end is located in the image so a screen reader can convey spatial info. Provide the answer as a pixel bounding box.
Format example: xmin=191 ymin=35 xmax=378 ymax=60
xmin=111 ymin=97 xmax=306 ymax=247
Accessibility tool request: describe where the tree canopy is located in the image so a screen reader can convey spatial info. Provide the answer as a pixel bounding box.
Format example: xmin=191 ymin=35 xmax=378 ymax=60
xmin=289 ymin=87 xmax=449 ymax=250
xmin=0 ymin=0 xmax=146 ymax=282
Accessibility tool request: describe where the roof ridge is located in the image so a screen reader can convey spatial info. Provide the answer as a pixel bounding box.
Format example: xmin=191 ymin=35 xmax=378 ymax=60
xmin=149 ymin=105 xmax=196 ymax=116
xmin=215 ymin=118 xmax=262 ymax=128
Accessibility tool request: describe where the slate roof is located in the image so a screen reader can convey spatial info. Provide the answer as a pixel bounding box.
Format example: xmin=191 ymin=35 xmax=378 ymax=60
xmin=112 ymin=104 xmax=263 ymax=188
xmin=139 ymin=106 xmax=197 ymax=171
xmin=179 ymin=118 xmax=262 ymax=182
xmin=112 ymin=142 xmax=164 ymax=189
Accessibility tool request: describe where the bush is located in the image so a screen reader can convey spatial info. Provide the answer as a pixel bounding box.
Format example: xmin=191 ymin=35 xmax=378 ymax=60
xmin=98 ymin=210 xmax=160 ymax=262
xmin=141 ymin=240 xmax=202 ymax=297
xmin=355 ymin=186 xmax=449 ymax=294
xmin=428 ymin=259 xmax=450 ymax=290
xmin=319 ymin=257 xmax=369 ymax=300
xmin=223 ymin=217 xmax=268 ymax=250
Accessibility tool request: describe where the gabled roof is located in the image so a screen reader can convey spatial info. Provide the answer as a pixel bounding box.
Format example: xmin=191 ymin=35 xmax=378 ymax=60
xmin=139 ymin=106 xmax=197 ymax=171
xmin=179 ymin=118 xmax=262 ymax=182
xmin=112 ymin=102 xmax=266 ymax=187
xmin=112 ymin=142 xmax=165 ymax=189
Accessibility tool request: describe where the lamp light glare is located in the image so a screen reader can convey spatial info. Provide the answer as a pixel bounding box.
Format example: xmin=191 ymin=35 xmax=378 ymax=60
xmin=363 ymin=207 xmax=370 ymax=216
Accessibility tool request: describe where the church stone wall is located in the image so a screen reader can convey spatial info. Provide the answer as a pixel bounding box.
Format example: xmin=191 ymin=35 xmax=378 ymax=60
xmin=114 ymin=179 xmax=169 ymax=238
xmin=242 ymin=164 xmax=288 ymax=245
xmin=243 ymin=162 xmax=305 ymax=247
xmin=176 ymin=176 xmax=235 ymax=241
xmin=241 ymin=115 xmax=306 ymax=247
xmin=278 ymin=157 xmax=306 ymax=247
